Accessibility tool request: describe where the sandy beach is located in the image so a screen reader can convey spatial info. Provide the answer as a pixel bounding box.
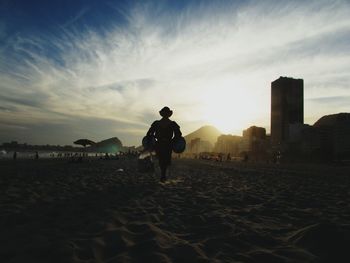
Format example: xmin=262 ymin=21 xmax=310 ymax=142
xmin=1 ymin=158 xmax=350 ymax=263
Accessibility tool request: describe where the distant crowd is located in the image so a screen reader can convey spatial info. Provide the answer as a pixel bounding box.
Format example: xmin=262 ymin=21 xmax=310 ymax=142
xmin=9 ymin=150 xmax=140 ymax=162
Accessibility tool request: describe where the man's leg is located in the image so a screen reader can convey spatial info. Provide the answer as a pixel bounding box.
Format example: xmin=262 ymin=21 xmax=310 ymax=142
xmin=158 ymin=144 xmax=171 ymax=182
xmin=160 ymin=163 xmax=167 ymax=181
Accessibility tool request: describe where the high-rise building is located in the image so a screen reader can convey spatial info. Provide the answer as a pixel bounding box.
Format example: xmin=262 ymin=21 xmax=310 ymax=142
xmin=271 ymin=76 xmax=304 ymax=146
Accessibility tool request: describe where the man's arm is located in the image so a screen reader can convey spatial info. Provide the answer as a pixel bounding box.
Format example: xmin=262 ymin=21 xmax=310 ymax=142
xmin=172 ymin=121 xmax=182 ymax=138
xmin=147 ymin=121 xmax=158 ymax=136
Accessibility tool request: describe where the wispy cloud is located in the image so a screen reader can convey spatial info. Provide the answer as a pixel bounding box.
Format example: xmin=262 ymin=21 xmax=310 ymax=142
xmin=62 ymin=6 xmax=90 ymax=28
xmin=1 ymin=0 xmax=350 ymax=145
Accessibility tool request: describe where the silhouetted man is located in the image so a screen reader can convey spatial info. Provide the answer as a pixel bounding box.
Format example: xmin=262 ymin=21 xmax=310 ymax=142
xmin=147 ymin=107 xmax=182 ymax=182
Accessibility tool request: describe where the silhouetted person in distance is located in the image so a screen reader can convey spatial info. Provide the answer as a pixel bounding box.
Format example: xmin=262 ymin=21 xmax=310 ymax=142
xmin=147 ymin=107 xmax=182 ymax=182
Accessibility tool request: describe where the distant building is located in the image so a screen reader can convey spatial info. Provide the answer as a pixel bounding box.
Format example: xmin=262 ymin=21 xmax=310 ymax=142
xmin=188 ymin=138 xmax=213 ymax=154
xmin=241 ymin=126 xmax=268 ymax=159
xmin=243 ymin=126 xmax=266 ymax=139
xmin=213 ymin=126 xmax=268 ymax=159
xmin=280 ymin=113 xmax=350 ymax=161
xmin=214 ymin=135 xmax=242 ymax=155
xmin=271 ymin=76 xmax=304 ymax=146
xmin=284 ymin=124 xmax=324 ymax=160
xmin=313 ymin=113 xmax=350 ymax=160
xmin=189 ymin=138 xmax=200 ymax=153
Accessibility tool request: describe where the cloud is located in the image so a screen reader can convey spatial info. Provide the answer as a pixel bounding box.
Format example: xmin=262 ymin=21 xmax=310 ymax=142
xmin=62 ymin=6 xmax=90 ymax=28
xmin=0 ymin=21 xmax=6 ymax=40
xmin=0 ymin=105 xmax=16 ymax=112
xmin=1 ymin=0 xmax=350 ymax=144
xmin=306 ymin=96 xmax=350 ymax=119
xmin=308 ymin=96 xmax=350 ymax=104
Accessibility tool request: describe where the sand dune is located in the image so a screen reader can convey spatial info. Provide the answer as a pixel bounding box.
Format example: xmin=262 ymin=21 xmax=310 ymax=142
xmin=1 ymin=158 xmax=350 ymax=262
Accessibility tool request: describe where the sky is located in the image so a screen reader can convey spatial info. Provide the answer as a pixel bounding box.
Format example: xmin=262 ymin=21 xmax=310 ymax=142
xmin=0 ymin=0 xmax=349 ymax=146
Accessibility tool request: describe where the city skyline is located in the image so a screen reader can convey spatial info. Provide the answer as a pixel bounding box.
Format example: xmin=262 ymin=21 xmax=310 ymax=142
xmin=1 ymin=0 xmax=350 ymax=146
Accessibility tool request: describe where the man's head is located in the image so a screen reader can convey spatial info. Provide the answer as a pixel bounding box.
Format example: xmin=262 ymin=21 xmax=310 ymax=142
xmin=159 ymin=106 xmax=173 ymax=118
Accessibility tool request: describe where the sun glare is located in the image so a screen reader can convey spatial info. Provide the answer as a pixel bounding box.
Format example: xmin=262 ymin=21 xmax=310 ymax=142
xmin=200 ymin=84 xmax=262 ymax=134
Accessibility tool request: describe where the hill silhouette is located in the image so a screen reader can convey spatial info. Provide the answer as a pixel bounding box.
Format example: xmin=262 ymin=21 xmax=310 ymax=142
xmin=184 ymin=125 xmax=222 ymax=145
xmin=314 ymin=112 xmax=350 ymax=127
xmin=88 ymin=137 xmax=123 ymax=153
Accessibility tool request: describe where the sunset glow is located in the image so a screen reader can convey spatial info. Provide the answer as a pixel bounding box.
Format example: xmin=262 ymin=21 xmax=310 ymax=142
xmin=1 ymin=0 xmax=350 ymax=145
xmin=200 ymin=82 xmax=265 ymax=134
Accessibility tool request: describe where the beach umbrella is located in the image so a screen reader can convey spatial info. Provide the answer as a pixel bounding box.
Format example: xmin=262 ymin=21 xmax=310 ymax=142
xmin=74 ymin=139 xmax=95 ymax=147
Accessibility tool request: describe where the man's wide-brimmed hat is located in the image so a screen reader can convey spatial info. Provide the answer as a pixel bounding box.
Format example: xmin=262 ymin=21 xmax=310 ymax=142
xmin=159 ymin=106 xmax=173 ymax=117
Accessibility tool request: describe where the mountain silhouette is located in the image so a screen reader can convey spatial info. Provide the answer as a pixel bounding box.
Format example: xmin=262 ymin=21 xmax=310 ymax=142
xmin=87 ymin=137 xmax=123 ymax=153
xmin=314 ymin=113 xmax=350 ymax=127
xmin=184 ymin=125 xmax=222 ymax=145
